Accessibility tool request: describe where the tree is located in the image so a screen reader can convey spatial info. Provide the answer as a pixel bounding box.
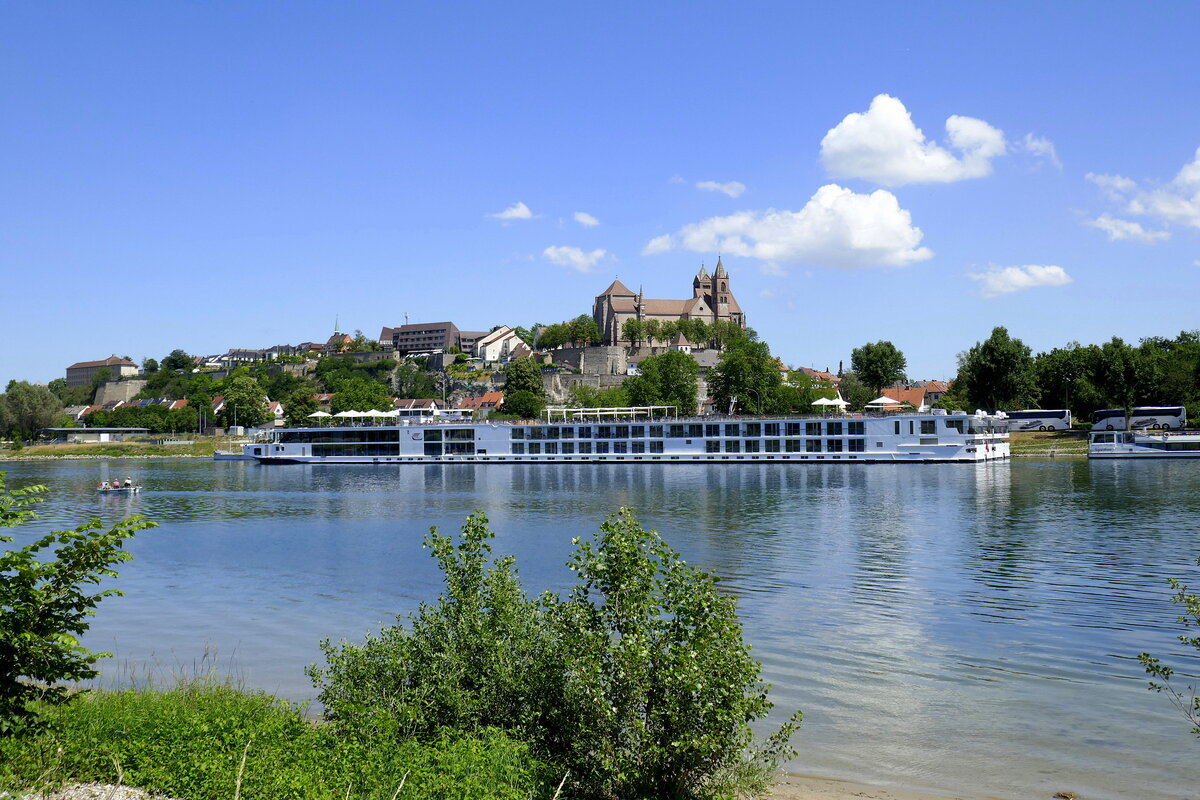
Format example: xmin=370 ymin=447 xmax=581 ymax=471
xmin=309 ymin=509 xmax=800 ymax=800
xmin=501 ymin=389 xmax=544 ymax=419
xmin=850 ymin=340 xmax=907 ymax=396
xmin=567 ymin=384 xmax=628 ymax=408
xmin=1093 ymin=336 xmax=1151 ymax=412
xmin=621 ymin=318 xmax=645 ymax=347
xmin=350 ymin=329 xmax=381 ymax=352
xmin=161 ymin=349 xmax=194 ymax=373
xmin=955 ymin=326 xmax=1037 ymax=411
xmin=537 ymin=323 xmax=570 ymax=350
xmin=1 ymin=381 xmax=61 ymax=441
xmin=503 ymin=358 xmax=544 ymax=398
xmin=568 ymin=315 xmax=599 ymax=346
xmin=624 ymin=350 xmax=699 ymax=413
xmin=707 ymin=339 xmax=783 ymax=414
xmin=1138 ymin=558 xmax=1200 ymax=738
xmin=141 ymin=357 xmax=159 ymax=374
xmin=284 ymin=389 xmax=319 ymax=425
xmin=330 ymin=376 xmax=393 ymax=413
xmin=0 ymin=472 xmax=155 ymax=734
xmin=219 ymin=373 xmax=269 ymax=427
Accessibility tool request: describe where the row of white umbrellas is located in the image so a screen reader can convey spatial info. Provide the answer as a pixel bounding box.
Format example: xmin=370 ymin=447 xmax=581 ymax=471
xmin=308 ymin=409 xmax=402 ymax=418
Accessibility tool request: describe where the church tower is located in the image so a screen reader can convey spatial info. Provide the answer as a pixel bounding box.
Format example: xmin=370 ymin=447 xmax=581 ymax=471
xmin=692 ymin=264 xmax=712 ymax=308
xmin=713 ymin=257 xmax=730 ymax=312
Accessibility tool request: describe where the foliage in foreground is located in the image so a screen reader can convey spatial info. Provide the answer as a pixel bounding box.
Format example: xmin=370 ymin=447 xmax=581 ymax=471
xmin=310 ymin=509 xmax=800 ymax=800
xmin=0 ymin=681 xmax=549 ymax=800
xmin=1138 ymin=558 xmax=1200 ymax=738
xmin=0 ymin=472 xmax=155 ymax=736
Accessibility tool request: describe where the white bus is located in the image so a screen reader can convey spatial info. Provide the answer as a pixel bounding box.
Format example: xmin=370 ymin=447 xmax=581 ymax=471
xmin=1092 ymin=406 xmax=1187 ymax=430
xmin=1005 ymin=409 xmax=1072 ymax=431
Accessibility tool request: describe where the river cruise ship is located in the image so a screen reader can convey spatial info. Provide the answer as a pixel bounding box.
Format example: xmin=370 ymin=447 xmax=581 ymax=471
xmin=1088 ymin=429 xmax=1200 ymax=459
xmin=242 ymin=407 xmax=1010 ymax=465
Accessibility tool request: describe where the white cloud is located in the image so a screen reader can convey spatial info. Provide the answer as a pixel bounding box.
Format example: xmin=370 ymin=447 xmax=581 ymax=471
xmin=1085 ymin=213 xmax=1169 ymax=243
xmin=1021 ymin=133 xmax=1062 ymax=169
xmin=573 ymin=211 xmax=600 ymax=227
xmin=696 ymin=180 xmax=746 ymax=198
xmin=669 ymin=174 xmax=687 ymax=184
xmin=820 ymin=94 xmax=1007 ymax=186
xmin=969 ymin=264 xmax=1072 ymax=298
xmin=543 ymin=245 xmax=607 ymax=273
xmin=759 ymin=262 xmax=787 ymax=277
xmin=643 ymin=184 xmax=933 ymax=269
xmin=1087 ymin=148 xmax=1200 ymax=232
xmin=642 ymin=234 xmax=673 ymax=256
xmin=488 ymin=201 xmax=534 ymax=221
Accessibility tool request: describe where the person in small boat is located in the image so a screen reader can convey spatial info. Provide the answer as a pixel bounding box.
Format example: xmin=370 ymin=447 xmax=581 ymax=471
xmin=100 ymin=481 xmax=110 ymax=490
xmin=124 ymin=477 xmax=133 ymax=488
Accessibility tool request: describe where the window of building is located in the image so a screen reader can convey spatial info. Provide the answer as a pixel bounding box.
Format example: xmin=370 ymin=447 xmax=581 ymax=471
xmin=806 ymin=440 xmax=822 ymax=452
xmin=765 ymin=423 xmax=780 ymax=437
xmin=595 ymin=441 xmax=609 ymax=454
xmin=826 ymin=439 xmax=843 ymax=452
xmin=631 ymin=441 xmax=645 ymax=453
xmin=706 ymin=424 xmax=720 ymax=437
xmin=786 ymin=422 xmax=802 ymax=436
xmin=744 ymin=439 xmax=760 ymax=453
xmin=805 ymin=422 xmax=821 ymax=436
xmin=578 ymin=442 xmax=592 ymax=454
xmin=725 ymin=423 xmax=740 ymax=437
xmin=848 ymin=421 xmax=864 ymax=435
xmin=706 ymin=440 xmax=721 ymax=453
xmin=528 ymin=442 xmax=541 ymax=454
xmin=849 ymin=439 xmax=865 ymax=452
xmin=649 ymin=425 xmax=664 ymax=438
xmin=613 ymin=441 xmax=628 ymax=454
xmin=765 ymin=439 xmax=780 ymax=452
xmin=561 ymin=442 xmax=575 ymax=454
xmin=512 ymin=443 xmax=525 ymax=454
xmin=786 ymin=439 xmax=802 ymax=452
xmin=578 ymin=426 xmax=592 ymax=439
xmin=649 ymin=441 xmax=664 ymax=453
xmin=920 ymin=420 xmax=936 ymax=434
xmin=724 ymin=440 xmax=740 ymax=453
xmin=826 ymin=421 xmax=843 ymax=436
xmin=744 ymin=423 xmax=761 ymax=437
xmin=544 ymin=442 xmax=558 ymax=454
xmin=510 ymin=427 xmax=525 ymax=440
xmin=669 ymin=424 xmax=686 ymax=437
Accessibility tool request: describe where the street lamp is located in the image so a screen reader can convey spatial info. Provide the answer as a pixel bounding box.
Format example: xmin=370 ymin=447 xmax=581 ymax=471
xmin=744 ymin=387 xmax=762 ymax=415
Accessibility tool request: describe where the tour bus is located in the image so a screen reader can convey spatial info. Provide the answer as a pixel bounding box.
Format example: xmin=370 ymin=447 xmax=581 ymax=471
xmin=1092 ymin=406 xmax=1187 ymax=430
xmin=1005 ymin=409 xmax=1073 ymax=431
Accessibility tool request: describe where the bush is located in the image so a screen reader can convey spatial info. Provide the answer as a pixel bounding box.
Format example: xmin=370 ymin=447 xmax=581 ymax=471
xmin=1138 ymin=558 xmax=1200 ymax=737
xmin=0 ymin=472 xmax=155 ymax=736
xmin=310 ymin=509 xmax=800 ymax=800
xmin=0 ymin=681 xmax=550 ymax=800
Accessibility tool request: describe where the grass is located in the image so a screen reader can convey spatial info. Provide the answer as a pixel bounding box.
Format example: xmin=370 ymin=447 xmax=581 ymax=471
xmin=1 ymin=439 xmax=222 ymax=459
xmin=1008 ymin=430 xmax=1089 ymax=456
xmin=0 ymin=681 xmax=554 ymax=800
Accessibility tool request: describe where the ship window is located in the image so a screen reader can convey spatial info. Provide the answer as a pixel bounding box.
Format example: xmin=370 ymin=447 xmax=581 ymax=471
xmin=561 ymin=427 xmax=575 ymax=439
xmin=827 ymin=439 xmax=843 ymax=452
xmin=446 ymin=428 xmax=474 ymax=441
xmin=847 ymin=421 xmax=864 ymax=435
xmin=745 ymin=440 xmax=760 ymax=453
xmin=615 ymin=425 xmax=629 ymax=438
xmin=688 ymin=424 xmax=703 ymax=437
xmin=528 ymin=426 xmax=544 ymax=440
xmin=909 ymin=421 xmax=914 ymax=435
xmin=786 ymin=423 xmax=802 ymax=436
xmin=649 ymin=425 xmax=664 ymax=438
xmin=528 ymin=442 xmax=541 ymax=455
xmin=578 ymin=442 xmax=592 ymax=454
xmin=631 ymin=441 xmax=645 ymax=453
xmin=744 ymin=423 xmax=761 ymax=437
xmin=595 ymin=441 xmax=609 ymax=454
xmin=511 ymin=428 xmax=525 ymax=440
xmin=445 ymin=442 xmax=475 ymax=455
xmin=806 ymin=440 xmax=822 ymax=452
xmin=805 ymin=422 xmax=821 ymax=436
xmin=785 ymin=439 xmax=802 ymax=452
xmin=613 ymin=441 xmax=628 ymax=454
xmin=425 ymin=430 xmax=443 ymax=442
xmin=920 ymin=420 xmax=936 ymax=434
xmin=561 ymin=442 xmax=575 ymax=454
xmin=578 ymin=426 xmax=592 ymax=439
xmin=944 ymin=419 xmax=964 ymax=433
xmin=706 ymin=424 xmax=720 ymax=437
xmin=706 ymin=441 xmax=721 ymax=453
xmin=545 ymin=442 xmax=558 ymax=454
xmin=826 ymin=421 xmax=843 ymax=436
xmin=724 ymin=440 xmax=740 ymax=453
xmin=725 ymin=424 xmax=740 ymax=436
xmin=919 ymin=437 xmax=938 ymax=445
xmin=765 ymin=440 xmax=780 ymax=452
xmin=545 ymin=427 xmax=559 ymax=440
xmin=423 ymin=443 xmax=442 ymax=456
xmin=849 ymin=438 xmax=865 ymax=452
xmin=669 ymin=424 xmax=687 ymax=437
xmin=511 ymin=442 xmax=524 ymax=454
xmin=765 ymin=423 xmax=780 ymax=437
xmin=649 ymin=441 xmax=664 ymax=453
xmin=630 ymin=426 xmax=645 ymax=438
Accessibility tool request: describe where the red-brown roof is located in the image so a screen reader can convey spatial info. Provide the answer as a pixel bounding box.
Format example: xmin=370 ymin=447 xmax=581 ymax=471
xmin=66 ymin=355 xmax=137 ymax=370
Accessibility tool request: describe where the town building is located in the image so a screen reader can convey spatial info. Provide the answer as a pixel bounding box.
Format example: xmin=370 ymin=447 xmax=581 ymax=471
xmin=65 ymin=355 xmax=139 ymax=387
xmin=592 ymin=258 xmax=746 ymax=346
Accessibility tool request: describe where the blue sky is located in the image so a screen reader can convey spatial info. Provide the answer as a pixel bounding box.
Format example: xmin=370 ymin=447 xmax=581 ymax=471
xmin=3 ymin=2 xmax=1199 ymax=388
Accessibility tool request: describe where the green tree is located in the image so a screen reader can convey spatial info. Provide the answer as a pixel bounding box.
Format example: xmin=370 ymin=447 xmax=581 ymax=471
xmin=624 ymin=350 xmax=699 ymax=413
xmin=1093 ymin=336 xmax=1149 ymax=412
xmin=161 ymin=349 xmax=194 ymax=373
xmin=707 ymin=339 xmax=783 ymax=414
xmin=621 ymin=318 xmax=645 ymax=347
xmin=309 ymin=509 xmax=799 ymax=800
xmin=350 ymin=329 xmax=382 ymax=352
xmin=850 ymin=340 xmax=907 ymax=396
xmin=503 ymin=358 xmax=544 ymax=398
xmin=46 ymin=378 xmax=90 ymax=408
xmin=567 ymin=314 xmax=600 ymax=346
xmin=643 ymin=319 xmax=663 ymax=346
xmin=538 ymin=323 xmax=570 ymax=350
xmin=219 ymin=373 xmax=269 ymax=427
xmin=567 ymin=384 xmax=628 ymax=408
xmin=284 ymin=389 xmax=319 ymax=425
xmin=330 ymin=376 xmax=393 ymax=413
xmin=501 ymin=390 xmax=544 ymax=419
xmin=393 ymin=361 xmax=437 ymax=398
xmin=2 ymin=381 xmax=61 ymax=441
xmin=1138 ymin=558 xmax=1200 ymax=738
xmin=141 ymin=357 xmax=159 ymax=374
xmin=837 ymin=373 xmax=875 ymax=411
xmin=955 ymin=326 xmax=1037 ymax=411
xmin=0 ymin=472 xmax=155 ymax=735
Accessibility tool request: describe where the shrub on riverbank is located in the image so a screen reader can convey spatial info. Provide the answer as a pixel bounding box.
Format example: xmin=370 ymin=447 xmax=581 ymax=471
xmin=310 ymin=509 xmax=800 ymax=800
xmin=0 ymin=681 xmax=551 ymax=800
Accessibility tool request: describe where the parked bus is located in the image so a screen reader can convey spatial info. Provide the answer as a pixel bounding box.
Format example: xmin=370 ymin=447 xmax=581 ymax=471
xmin=1005 ymin=409 xmax=1072 ymax=431
xmin=1092 ymin=406 xmax=1186 ymax=430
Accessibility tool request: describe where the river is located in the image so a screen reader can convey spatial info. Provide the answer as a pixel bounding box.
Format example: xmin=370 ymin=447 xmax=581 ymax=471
xmin=2 ymin=458 xmax=1197 ymax=799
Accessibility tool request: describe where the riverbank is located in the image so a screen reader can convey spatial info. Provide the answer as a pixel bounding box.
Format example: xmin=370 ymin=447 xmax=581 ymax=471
xmin=0 ymin=439 xmax=224 ymax=460
xmin=1007 ymin=430 xmax=1087 ymax=456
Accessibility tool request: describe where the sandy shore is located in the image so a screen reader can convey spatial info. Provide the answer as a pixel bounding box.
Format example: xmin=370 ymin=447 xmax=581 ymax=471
xmin=770 ymin=772 xmax=1020 ymax=800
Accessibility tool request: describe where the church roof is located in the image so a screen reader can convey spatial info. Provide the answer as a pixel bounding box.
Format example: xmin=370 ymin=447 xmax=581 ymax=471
xmin=597 ymin=279 xmax=635 ymax=297
xmin=695 ymin=265 xmax=710 ymax=281
xmin=714 ymin=256 xmax=727 ymax=279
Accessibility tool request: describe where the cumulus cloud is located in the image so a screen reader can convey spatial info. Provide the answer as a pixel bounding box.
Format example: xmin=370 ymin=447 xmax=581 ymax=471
xmin=1086 ymin=147 xmax=1200 ymax=233
xmin=1085 ymin=213 xmax=1169 ymax=244
xmin=642 ymin=184 xmax=933 ymax=269
xmin=820 ymin=94 xmax=1007 ymax=186
xmin=969 ymin=264 xmax=1072 ymax=298
xmin=488 ymin=201 xmax=534 ymax=221
xmin=696 ymin=180 xmax=746 ymax=198
xmin=544 ymin=245 xmax=607 ymax=273
xmin=573 ymin=211 xmax=600 ymax=227
xmin=1021 ymin=134 xmax=1062 ymax=169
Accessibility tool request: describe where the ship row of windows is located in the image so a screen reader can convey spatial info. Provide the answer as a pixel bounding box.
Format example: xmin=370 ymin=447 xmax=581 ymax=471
xmin=511 ymin=421 xmax=877 ymax=440
xmin=510 ymin=439 xmax=867 ymax=455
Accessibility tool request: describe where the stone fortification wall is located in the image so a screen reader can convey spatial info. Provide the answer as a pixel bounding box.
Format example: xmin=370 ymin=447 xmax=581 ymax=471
xmin=94 ymin=379 xmax=147 ymax=405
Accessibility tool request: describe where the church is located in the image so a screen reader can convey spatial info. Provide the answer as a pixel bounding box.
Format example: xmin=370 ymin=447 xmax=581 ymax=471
xmin=591 ymin=258 xmax=746 ymax=346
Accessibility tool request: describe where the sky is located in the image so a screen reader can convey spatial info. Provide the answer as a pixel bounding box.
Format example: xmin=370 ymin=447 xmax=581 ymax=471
xmin=3 ymin=1 xmax=1199 ymax=388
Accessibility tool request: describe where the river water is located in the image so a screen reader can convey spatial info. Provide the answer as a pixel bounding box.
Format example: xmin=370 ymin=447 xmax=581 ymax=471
xmin=2 ymin=458 xmax=1197 ymax=799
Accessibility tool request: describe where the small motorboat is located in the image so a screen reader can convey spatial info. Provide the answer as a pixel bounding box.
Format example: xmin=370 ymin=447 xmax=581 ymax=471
xmin=97 ymin=485 xmax=142 ymax=494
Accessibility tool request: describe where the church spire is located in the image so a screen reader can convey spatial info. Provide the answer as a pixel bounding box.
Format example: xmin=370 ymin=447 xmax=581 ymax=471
xmin=714 ymin=255 xmax=727 ymax=279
